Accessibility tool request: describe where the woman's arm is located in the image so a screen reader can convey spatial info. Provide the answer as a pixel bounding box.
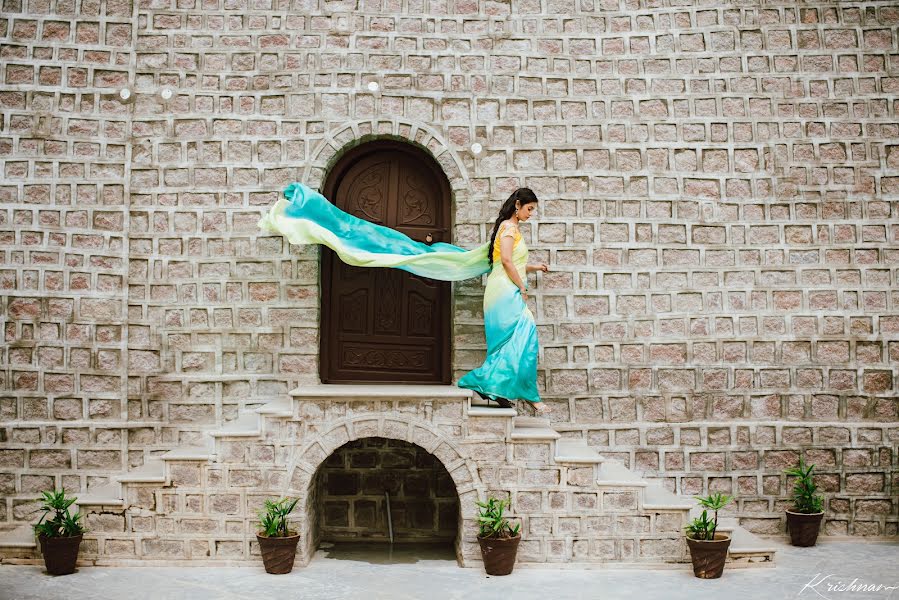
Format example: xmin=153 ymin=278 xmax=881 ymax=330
xmin=500 ymin=233 xmax=527 ymax=298
xmin=526 ymin=263 xmax=549 ymax=273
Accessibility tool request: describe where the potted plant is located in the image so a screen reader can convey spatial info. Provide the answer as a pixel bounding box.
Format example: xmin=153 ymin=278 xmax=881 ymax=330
xmin=785 ymin=458 xmax=824 ymax=546
xmin=33 ymin=489 xmax=86 ymax=575
xmin=684 ymin=492 xmax=732 ymax=579
xmin=256 ymin=497 xmax=300 ymax=574
xmin=475 ymin=496 xmax=521 ymax=576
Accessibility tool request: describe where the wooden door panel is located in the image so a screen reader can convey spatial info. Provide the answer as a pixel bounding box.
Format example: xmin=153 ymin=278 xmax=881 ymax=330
xmin=373 ymin=269 xmax=403 ymax=336
xmin=407 ymin=292 xmax=437 ymax=338
xmin=321 ymin=142 xmax=451 ymax=384
xmin=336 ymin=287 xmax=367 ymax=335
xmin=342 ymin=160 xmax=390 ymax=224
xmin=338 ymin=342 xmax=430 ymax=374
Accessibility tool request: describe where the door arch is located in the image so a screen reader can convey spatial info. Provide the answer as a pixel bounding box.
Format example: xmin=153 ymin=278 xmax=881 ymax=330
xmin=321 ymin=140 xmax=453 ymax=384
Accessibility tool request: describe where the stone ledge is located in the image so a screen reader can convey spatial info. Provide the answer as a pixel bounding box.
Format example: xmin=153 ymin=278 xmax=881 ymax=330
xmin=209 ymin=413 xmax=261 ymax=438
xmin=291 ymin=384 xmax=473 ymax=399
xmin=554 ymin=439 xmax=603 ymax=464
xmin=161 ymin=447 xmax=216 ymax=461
xmin=642 ymin=485 xmax=694 ymax=510
xmin=467 ymin=406 xmax=516 ymax=417
xmin=117 ymin=461 xmax=165 ymax=483
xmin=76 ymin=482 xmax=125 ymax=507
xmin=511 ymin=427 xmax=561 ymax=441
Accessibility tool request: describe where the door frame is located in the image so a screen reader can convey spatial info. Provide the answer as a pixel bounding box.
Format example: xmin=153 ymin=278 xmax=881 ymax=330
xmin=320 ymin=140 xmax=453 ymax=384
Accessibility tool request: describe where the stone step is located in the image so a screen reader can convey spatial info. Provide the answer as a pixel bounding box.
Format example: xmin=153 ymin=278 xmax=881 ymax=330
xmin=642 ymin=484 xmax=695 ymax=511
xmin=209 ymin=412 xmax=261 ymax=438
xmin=467 ymin=394 xmax=517 ymax=418
xmin=75 ymin=481 xmax=124 ymax=507
xmin=0 ymin=525 xmax=36 ymax=549
xmin=718 ymin=518 xmax=780 ymax=560
xmin=513 ymin=416 xmax=551 ymax=429
xmin=553 ymin=439 xmax=603 ymax=464
xmin=160 ymin=446 xmax=216 ymax=461
xmin=467 ymin=404 xmax=516 ymax=417
xmin=117 ymin=460 xmax=165 ymax=484
xmin=290 ymin=384 xmax=473 ymax=400
xmin=596 ymin=460 xmax=648 ymax=487
xmin=510 ymin=426 xmax=560 ymax=441
xmin=255 ymin=399 xmax=293 ymax=417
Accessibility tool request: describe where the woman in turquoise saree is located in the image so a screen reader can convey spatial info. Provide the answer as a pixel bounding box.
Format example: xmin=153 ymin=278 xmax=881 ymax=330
xmin=259 ymin=183 xmax=549 ymax=414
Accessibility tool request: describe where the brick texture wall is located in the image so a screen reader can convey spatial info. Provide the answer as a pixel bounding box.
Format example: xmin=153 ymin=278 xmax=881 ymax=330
xmin=1 ymin=0 xmax=897 ymax=538
xmin=316 ymin=437 xmax=458 ymax=542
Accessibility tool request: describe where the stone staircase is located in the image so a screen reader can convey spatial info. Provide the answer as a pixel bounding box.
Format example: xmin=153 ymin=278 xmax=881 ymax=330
xmin=0 ymin=385 xmax=776 ymax=568
xmin=464 ymin=393 xmax=776 ymax=567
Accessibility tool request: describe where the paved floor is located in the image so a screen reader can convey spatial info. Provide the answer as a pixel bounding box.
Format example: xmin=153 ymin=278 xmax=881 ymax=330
xmin=2 ymin=540 xmax=897 ymax=600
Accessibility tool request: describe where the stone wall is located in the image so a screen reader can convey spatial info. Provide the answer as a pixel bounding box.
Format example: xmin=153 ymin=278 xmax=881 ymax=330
xmin=1 ymin=0 xmax=134 ymax=526
xmin=1 ymin=0 xmax=897 ymax=539
xmin=315 ymin=437 xmax=458 ymax=542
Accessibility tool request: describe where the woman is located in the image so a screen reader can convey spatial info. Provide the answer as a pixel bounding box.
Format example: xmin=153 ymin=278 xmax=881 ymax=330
xmin=258 ymin=182 xmax=548 ymax=414
xmin=457 ymin=188 xmax=549 ymax=415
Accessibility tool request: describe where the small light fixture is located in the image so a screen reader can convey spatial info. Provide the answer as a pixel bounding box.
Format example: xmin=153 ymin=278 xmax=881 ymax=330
xmin=160 ymin=87 xmax=173 ymax=100
xmin=470 ymin=142 xmax=483 ymax=155
xmin=118 ymin=87 xmax=132 ymax=101
xmin=367 ymin=81 xmax=379 ymax=92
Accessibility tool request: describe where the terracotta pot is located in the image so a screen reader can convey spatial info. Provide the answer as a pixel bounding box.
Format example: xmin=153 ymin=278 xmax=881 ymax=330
xmin=685 ymin=532 xmax=731 ymax=579
xmin=477 ymin=533 xmax=520 ymax=576
xmin=786 ymin=510 xmax=824 ymax=547
xmin=38 ymin=534 xmax=83 ymax=576
xmin=256 ymin=531 xmax=300 ymax=574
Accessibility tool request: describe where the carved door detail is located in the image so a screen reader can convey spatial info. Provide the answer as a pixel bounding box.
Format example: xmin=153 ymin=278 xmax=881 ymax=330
xmin=321 ymin=141 xmax=452 ymax=384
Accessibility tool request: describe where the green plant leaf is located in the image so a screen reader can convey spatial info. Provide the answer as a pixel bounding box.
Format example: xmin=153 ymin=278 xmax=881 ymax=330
xmin=257 ymin=496 xmax=298 ymax=537
xmin=32 ymin=488 xmax=85 ymax=538
xmin=785 ymin=457 xmax=823 ymax=514
xmin=475 ymin=495 xmax=519 ymax=539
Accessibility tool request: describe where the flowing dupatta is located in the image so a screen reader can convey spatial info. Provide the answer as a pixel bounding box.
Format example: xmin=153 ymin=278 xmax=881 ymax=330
xmin=258 ymin=182 xmax=491 ymax=281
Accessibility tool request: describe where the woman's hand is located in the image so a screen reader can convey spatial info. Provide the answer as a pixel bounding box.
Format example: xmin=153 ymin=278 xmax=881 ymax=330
xmin=519 ymin=286 xmax=528 ymax=303
xmin=527 ymin=263 xmax=549 ymax=273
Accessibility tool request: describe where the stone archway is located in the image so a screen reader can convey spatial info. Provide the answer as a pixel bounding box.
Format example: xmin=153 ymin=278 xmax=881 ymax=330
xmin=282 ymin=416 xmax=484 ymax=567
xmin=300 ymin=118 xmax=471 ymax=195
xmin=295 ymin=119 xmax=476 ymax=387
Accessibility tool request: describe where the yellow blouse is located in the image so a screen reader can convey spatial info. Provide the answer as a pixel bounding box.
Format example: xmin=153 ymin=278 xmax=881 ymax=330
xmin=492 ymin=221 xmax=521 ymax=264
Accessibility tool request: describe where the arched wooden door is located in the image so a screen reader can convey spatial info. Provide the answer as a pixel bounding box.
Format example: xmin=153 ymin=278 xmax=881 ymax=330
xmin=321 ymin=141 xmax=452 ymax=384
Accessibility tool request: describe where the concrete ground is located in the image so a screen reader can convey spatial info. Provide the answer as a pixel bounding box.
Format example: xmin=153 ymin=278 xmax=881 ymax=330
xmin=2 ymin=539 xmax=897 ymax=600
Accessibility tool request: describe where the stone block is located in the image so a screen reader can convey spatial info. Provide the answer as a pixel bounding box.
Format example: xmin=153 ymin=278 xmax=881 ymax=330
xmin=602 ymin=491 xmax=637 ymax=511
xmin=639 ymin=537 xmax=684 ymax=559
xmin=209 ymin=494 xmax=242 ymax=515
xmin=142 ymin=539 xmax=185 ymax=558
xmin=104 ymin=539 xmax=136 ymax=557
xmin=169 ymin=464 xmax=202 ymax=486
xmin=77 ymin=450 xmax=121 ymax=469
xmin=28 ymin=450 xmax=71 ymax=469
xmin=87 ymin=512 xmax=126 ymax=533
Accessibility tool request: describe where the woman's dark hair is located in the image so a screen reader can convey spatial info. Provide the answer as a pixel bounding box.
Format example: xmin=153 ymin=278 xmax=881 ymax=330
xmin=487 ymin=187 xmax=539 ymax=266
